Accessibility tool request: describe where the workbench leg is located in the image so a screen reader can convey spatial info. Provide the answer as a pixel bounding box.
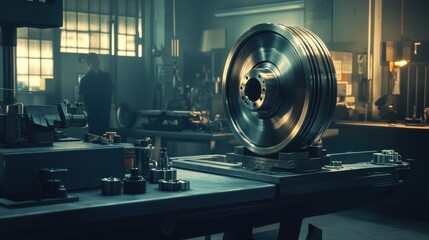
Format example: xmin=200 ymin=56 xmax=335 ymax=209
xmin=278 ymin=217 xmax=303 ymax=240
xmin=222 ymin=226 xmax=253 ymax=240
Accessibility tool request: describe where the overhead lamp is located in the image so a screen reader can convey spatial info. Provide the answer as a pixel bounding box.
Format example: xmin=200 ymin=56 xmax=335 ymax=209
xmin=394 ymin=59 xmax=408 ymax=68
xmin=214 ymin=1 xmax=304 ymax=18
xmin=382 ymin=0 xmax=410 ymax=72
xmin=382 ymin=41 xmax=411 ymax=72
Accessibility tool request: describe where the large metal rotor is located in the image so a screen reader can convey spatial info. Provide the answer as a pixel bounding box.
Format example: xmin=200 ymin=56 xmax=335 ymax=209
xmin=223 ymin=23 xmax=337 ymax=155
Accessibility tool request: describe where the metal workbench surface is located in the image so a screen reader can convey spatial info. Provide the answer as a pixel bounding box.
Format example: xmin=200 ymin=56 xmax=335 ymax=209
xmin=0 ymin=169 xmax=276 ymax=238
xmin=115 ymin=128 xmax=235 ymax=141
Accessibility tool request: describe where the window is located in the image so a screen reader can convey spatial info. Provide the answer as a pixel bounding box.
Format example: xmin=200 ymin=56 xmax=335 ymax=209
xmin=16 ymin=28 xmax=54 ymax=91
xmin=116 ymin=0 xmax=142 ymax=57
xmin=60 ymin=0 xmax=142 ymax=57
xmin=60 ymin=0 xmax=111 ymax=54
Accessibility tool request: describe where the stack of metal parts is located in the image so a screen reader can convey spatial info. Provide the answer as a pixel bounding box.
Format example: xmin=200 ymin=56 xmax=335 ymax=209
xmin=372 ymin=150 xmax=402 ymax=165
xmin=149 ymin=148 xmax=190 ymax=191
xmin=101 ymin=143 xmax=190 ymax=196
xmin=149 ymin=148 xmax=176 ymax=183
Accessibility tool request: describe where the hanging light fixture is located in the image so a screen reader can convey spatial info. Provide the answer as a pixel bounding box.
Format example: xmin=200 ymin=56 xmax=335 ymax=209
xmin=382 ymin=0 xmax=410 ymax=72
xmin=171 ymin=0 xmax=179 ymax=58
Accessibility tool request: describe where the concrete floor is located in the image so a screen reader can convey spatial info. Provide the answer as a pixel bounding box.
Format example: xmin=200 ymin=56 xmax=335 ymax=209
xmin=189 ymin=207 xmax=429 ymax=240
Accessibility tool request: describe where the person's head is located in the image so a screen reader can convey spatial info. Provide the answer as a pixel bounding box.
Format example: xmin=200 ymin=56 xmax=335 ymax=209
xmin=86 ymin=53 xmax=100 ymax=73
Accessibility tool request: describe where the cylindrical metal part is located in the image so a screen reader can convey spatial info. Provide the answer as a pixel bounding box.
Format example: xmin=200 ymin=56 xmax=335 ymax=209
xmin=149 ymin=168 xmax=177 ymax=183
xmin=372 ymin=153 xmax=383 ymax=164
xmin=113 ymin=135 xmax=121 ymax=143
xmin=159 ymin=179 xmax=190 ymax=192
xmin=101 ymin=177 xmax=122 ymax=195
xmin=124 ymin=146 xmax=136 ymax=171
xmin=158 ymin=147 xmax=169 ymax=169
xmin=69 ymin=113 xmax=88 ymax=127
xmin=135 ymin=138 xmax=152 ymax=178
xmin=123 ymin=168 xmax=146 ymax=194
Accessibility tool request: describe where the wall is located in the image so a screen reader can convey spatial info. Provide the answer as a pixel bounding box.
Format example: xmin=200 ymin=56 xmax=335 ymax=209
xmin=162 ymin=0 xmax=305 ymax=59
xmin=199 ymin=0 xmax=304 ymax=49
xmin=305 ymin=0 xmax=333 ymax=43
xmin=115 ymin=56 xmax=148 ymax=110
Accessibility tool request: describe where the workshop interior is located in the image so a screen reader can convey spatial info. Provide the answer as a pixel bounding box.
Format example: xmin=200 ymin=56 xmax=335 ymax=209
xmin=0 ymin=0 xmax=428 ymax=239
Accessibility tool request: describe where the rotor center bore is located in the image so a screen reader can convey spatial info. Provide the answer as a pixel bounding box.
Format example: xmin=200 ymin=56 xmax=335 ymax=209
xmin=244 ymin=77 xmax=262 ymax=102
xmin=240 ymin=66 xmax=279 ymax=113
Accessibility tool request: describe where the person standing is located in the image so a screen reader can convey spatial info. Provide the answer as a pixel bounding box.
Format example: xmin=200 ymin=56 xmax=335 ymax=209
xmin=78 ymin=53 xmax=113 ymax=135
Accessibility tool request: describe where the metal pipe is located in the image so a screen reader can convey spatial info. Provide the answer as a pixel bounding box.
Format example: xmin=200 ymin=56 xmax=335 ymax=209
xmin=424 ymin=66 xmax=427 ymax=109
xmin=407 ymin=67 xmax=410 ymax=117
xmin=1 ymin=26 xmax=17 ymax=104
xmin=415 ymin=66 xmax=419 ymax=117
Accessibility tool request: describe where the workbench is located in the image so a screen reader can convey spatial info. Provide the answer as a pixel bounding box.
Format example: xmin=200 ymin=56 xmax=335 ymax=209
xmin=115 ymin=128 xmax=238 ymax=157
xmin=336 ymin=121 xmax=429 ymax=218
xmin=0 ymin=165 xmax=405 ymax=239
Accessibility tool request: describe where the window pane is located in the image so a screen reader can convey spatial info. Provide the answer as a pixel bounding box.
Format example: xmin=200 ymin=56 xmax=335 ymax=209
xmin=127 ymin=35 xmax=135 ymax=51
xmin=138 ymin=17 xmax=142 ymax=38
xmin=17 ymin=28 xmax=28 ymax=38
xmin=41 ymin=59 xmax=53 ymax=76
xmin=28 ymin=28 xmax=40 ymax=39
xmin=66 ymin=12 xmax=77 ymax=30
xmin=118 ymin=34 xmax=126 ymax=51
xmin=29 ymin=40 xmax=41 ymax=58
xmin=60 ymin=31 xmax=66 ymax=47
xmin=29 ymin=58 xmax=41 ymax=75
xmin=127 ymin=17 xmax=135 ymax=35
xmin=17 ymin=75 xmax=29 ymax=90
xmin=66 ymin=31 xmax=77 ymax=48
xmin=89 ymin=14 xmax=100 ymax=31
xmin=100 ymin=15 xmax=109 ymax=32
xmin=100 ymin=49 xmax=110 ymax=55
xmin=77 ymin=32 xmax=89 ymax=48
xmin=17 ymin=58 xmax=29 ymax=75
xmin=67 ymin=47 xmax=77 ymax=53
xmin=78 ymin=13 xmax=89 ymax=31
xmin=78 ymin=48 xmax=89 ymax=54
xmin=41 ymin=41 xmax=53 ymax=58
xmin=29 ymin=75 xmax=42 ymax=91
xmin=118 ymin=16 xmax=126 ymax=34
xmin=100 ymin=33 xmax=109 ymax=49
xmin=90 ymin=33 xmax=100 ymax=48
xmin=138 ymin=44 xmax=142 ymax=57
xmin=17 ymin=39 xmax=28 ymax=57
xmin=39 ymin=78 xmax=47 ymax=91
xmin=118 ymin=50 xmax=126 ymax=56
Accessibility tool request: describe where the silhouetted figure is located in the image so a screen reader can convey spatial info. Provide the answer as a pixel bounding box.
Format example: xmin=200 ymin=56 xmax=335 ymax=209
xmin=78 ymin=53 xmax=113 ymax=135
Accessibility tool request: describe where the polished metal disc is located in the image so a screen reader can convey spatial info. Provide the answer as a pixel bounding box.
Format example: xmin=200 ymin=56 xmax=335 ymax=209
xmin=223 ymin=23 xmax=336 ymax=155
